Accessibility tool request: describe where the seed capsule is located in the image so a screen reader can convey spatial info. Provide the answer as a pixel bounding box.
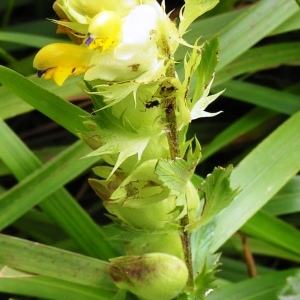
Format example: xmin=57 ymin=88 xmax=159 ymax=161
xmin=108 ymin=253 xmax=188 ymax=300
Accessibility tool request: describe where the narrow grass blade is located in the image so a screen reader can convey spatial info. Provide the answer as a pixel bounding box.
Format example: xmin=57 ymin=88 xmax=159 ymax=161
xmin=0 ymin=139 xmax=96 ymax=228
xmin=215 ymin=42 xmax=300 ymax=86
xmin=201 ymin=107 xmax=278 ymax=162
xmin=0 ymin=31 xmax=65 ymax=48
xmin=217 ymin=80 xmax=300 ymax=115
xmin=219 ymin=257 xmax=272 ymax=282
xmin=217 ymin=0 xmax=299 ymax=70
xmin=0 ymin=266 xmax=111 ymax=300
xmin=0 ymin=65 xmax=88 ymax=136
xmin=263 ymin=176 xmax=300 ymax=215
xmin=207 ymin=269 xmax=298 ymax=300
xmin=210 ymin=110 xmax=300 ymax=252
xmin=271 ymin=11 xmax=300 ymax=35
xmin=242 ymin=210 xmax=300 ymax=257
xmin=175 ymin=9 xmax=244 ymax=61
xmin=0 ymin=105 xmax=117 ymax=259
xmin=224 ymin=234 xmax=300 ymax=263
xmin=0 ymin=234 xmax=116 ymax=292
xmin=0 ymin=75 xmax=84 ymax=120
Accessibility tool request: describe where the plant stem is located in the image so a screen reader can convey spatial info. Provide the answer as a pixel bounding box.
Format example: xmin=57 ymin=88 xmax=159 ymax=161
xmin=180 ymin=216 xmax=194 ymax=290
xmin=239 ymin=232 xmax=257 ymax=277
xmin=163 ymin=73 xmax=194 ymax=290
xmin=164 ymin=96 xmax=179 ymax=159
xmin=164 ymin=63 xmax=180 ymax=160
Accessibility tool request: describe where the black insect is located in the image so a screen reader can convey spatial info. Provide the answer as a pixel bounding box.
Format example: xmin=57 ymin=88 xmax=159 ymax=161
xmin=145 ymin=99 xmax=160 ymax=109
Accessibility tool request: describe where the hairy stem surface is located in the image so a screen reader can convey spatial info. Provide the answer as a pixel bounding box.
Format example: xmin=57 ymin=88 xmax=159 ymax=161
xmin=163 ymin=65 xmax=194 ymax=289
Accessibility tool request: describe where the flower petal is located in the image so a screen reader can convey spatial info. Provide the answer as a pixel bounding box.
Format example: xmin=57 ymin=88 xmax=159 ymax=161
xmin=33 ymin=43 xmax=94 ymax=85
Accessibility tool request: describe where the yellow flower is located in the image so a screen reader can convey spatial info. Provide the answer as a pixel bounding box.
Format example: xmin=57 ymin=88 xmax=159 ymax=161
xmin=33 ymin=43 xmax=94 ymax=86
xmin=84 ymin=11 xmax=122 ymax=51
xmin=53 ymin=0 xmax=141 ymax=24
xmin=34 ymin=0 xmax=180 ymax=88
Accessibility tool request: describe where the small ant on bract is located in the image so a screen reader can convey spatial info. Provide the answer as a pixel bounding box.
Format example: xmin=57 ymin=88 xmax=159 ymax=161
xmin=145 ymin=99 xmax=160 ymax=109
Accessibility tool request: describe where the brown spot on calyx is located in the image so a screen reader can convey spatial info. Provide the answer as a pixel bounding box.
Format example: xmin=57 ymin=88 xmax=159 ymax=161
xmin=107 ymin=255 xmax=159 ymax=284
xmin=121 ymin=256 xmax=154 ymax=281
xmin=128 ymin=64 xmax=140 ymax=72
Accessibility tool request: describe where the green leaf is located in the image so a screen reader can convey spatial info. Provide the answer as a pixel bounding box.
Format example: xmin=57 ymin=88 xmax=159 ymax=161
xmin=192 ymin=222 xmax=215 ymax=276
xmin=188 ymin=165 xmax=238 ymax=231
xmin=155 ymin=158 xmax=195 ymax=218
xmin=179 ymin=0 xmax=219 ymax=35
xmin=0 ymin=65 xmax=88 ymax=136
xmin=155 ymin=158 xmax=194 ymax=198
xmin=217 ymin=0 xmax=299 ymax=71
xmin=177 ymin=43 xmax=202 ymax=125
xmin=0 ymin=234 xmax=116 ymax=294
xmin=224 ymin=234 xmax=300 ymax=263
xmin=207 ymin=269 xmax=298 ymax=300
xmin=278 ymin=270 xmax=300 ymax=299
xmin=177 ymin=39 xmax=221 ymax=124
xmin=217 ymin=80 xmax=300 ymax=115
xmin=0 ymin=75 xmax=84 ymax=120
xmin=271 ymin=10 xmax=300 ymax=35
xmin=218 ymin=256 xmax=272 ymax=283
xmin=0 ymin=139 xmax=94 ymax=228
xmin=91 ymin=81 xmax=141 ymax=108
xmin=155 ymin=142 xmax=201 ymax=219
xmin=263 ymin=176 xmax=300 ymax=216
xmin=193 ymin=37 xmax=219 ymax=102
xmin=194 ymin=252 xmax=220 ymax=299
xmin=0 ymin=265 xmax=109 ymax=300
xmin=210 ymin=110 xmax=300 ymax=253
xmin=81 ymin=116 xmax=151 ymax=176
xmin=0 ymin=140 xmax=117 ymax=257
xmin=191 ymin=222 xmax=220 ymax=299
xmin=175 ymin=9 xmax=243 ymax=60
xmin=201 ymin=107 xmax=278 ymax=162
xmin=242 ymin=210 xmax=300 ymax=258
xmin=0 ymin=119 xmax=118 ymax=260
xmin=190 ymin=75 xmax=223 ymax=120
xmin=177 ymin=4 xmax=300 ymax=62
xmin=155 ymin=138 xmax=200 ymax=206
xmin=215 ymin=42 xmax=300 ymax=86
xmin=0 ymin=31 xmax=65 ymax=48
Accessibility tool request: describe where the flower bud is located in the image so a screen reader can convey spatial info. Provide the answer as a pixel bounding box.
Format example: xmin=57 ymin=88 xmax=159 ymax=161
xmin=108 ymin=253 xmax=188 ymax=300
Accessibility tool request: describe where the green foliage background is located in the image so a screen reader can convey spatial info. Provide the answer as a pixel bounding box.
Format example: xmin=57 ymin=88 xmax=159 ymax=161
xmin=0 ymin=0 xmax=299 ymax=299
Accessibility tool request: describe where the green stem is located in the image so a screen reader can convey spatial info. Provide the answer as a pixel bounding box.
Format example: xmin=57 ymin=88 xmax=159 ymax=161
xmin=164 ymin=96 xmax=179 ymax=159
xmin=164 ymin=63 xmax=180 ymax=160
xmin=180 ymin=216 xmax=194 ymax=290
xmin=163 ymin=65 xmax=194 ymax=290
